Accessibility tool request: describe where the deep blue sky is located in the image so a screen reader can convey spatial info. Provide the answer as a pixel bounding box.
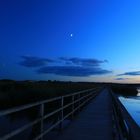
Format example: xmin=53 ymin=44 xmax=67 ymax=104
xmin=1 ymin=0 xmax=140 ymax=83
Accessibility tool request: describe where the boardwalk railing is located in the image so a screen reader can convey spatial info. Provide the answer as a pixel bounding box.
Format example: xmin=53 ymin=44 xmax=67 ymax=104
xmin=110 ymin=89 xmax=140 ymax=140
xmin=0 ymin=87 xmax=101 ymax=140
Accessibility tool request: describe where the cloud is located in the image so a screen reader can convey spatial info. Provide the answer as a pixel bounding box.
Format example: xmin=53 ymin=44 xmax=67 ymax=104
xmin=118 ymin=71 xmax=140 ymax=76
xmin=59 ymin=57 xmax=108 ymax=67
xmin=19 ymin=56 xmax=111 ymax=77
xmin=37 ymin=66 xmax=112 ymax=77
xmin=115 ymin=78 xmax=129 ymax=80
xmin=19 ymin=56 xmax=54 ymax=68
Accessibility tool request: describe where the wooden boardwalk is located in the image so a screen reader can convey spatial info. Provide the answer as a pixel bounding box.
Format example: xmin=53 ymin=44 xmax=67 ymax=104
xmin=1 ymin=87 xmax=139 ymax=140
xmin=0 ymin=87 xmax=139 ymax=140
xmin=56 ymin=89 xmax=113 ymax=140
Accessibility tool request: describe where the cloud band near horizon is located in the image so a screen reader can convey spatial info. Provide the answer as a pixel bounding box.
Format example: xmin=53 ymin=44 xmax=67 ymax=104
xmin=19 ymin=56 xmax=112 ymax=77
xmin=118 ymin=71 xmax=140 ymax=76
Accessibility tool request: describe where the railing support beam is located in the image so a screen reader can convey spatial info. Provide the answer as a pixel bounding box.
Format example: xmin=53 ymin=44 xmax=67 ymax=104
xmin=40 ymin=103 xmax=44 ymax=140
xmin=59 ymin=96 xmax=64 ymax=130
xmin=72 ymin=95 xmax=74 ymax=119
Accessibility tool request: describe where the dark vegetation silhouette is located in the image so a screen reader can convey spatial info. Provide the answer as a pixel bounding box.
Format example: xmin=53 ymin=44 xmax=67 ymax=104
xmin=0 ymin=80 xmax=138 ymax=110
xmin=0 ymin=80 xmax=98 ymax=110
xmin=111 ymin=84 xmax=138 ymax=96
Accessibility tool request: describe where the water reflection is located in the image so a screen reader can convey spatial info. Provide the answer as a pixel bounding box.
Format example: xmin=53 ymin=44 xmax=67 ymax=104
xmin=119 ymin=96 xmax=140 ymax=126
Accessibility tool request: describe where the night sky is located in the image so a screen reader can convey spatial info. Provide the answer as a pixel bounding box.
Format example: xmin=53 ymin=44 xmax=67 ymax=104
xmin=1 ymin=0 xmax=140 ymax=83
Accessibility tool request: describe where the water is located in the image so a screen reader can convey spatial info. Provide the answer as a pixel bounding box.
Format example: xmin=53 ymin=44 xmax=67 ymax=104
xmin=119 ymin=88 xmax=140 ymax=127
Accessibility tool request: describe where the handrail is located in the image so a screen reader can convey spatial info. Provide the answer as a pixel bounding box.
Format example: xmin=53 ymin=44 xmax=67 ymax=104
xmin=110 ymin=89 xmax=131 ymax=140
xmin=110 ymin=88 xmax=140 ymax=140
xmin=0 ymin=87 xmax=101 ymax=140
xmin=0 ymin=96 xmax=61 ymax=117
xmin=34 ymin=92 xmax=97 ymax=140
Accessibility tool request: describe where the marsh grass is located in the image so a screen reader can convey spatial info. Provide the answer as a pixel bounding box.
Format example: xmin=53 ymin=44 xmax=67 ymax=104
xmin=111 ymin=85 xmax=138 ymax=96
xmin=0 ymin=80 xmax=97 ymax=110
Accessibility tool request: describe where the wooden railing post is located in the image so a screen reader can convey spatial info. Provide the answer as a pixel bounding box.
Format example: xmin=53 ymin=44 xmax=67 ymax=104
xmin=60 ymin=96 xmax=64 ymax=129
xmin=78 ymin=93 xmax=81 ymax=112
xmin=72 ymin=95 xmax=74 ymax=119
xmin=40 ymin=103 xmax=44 ymax=140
